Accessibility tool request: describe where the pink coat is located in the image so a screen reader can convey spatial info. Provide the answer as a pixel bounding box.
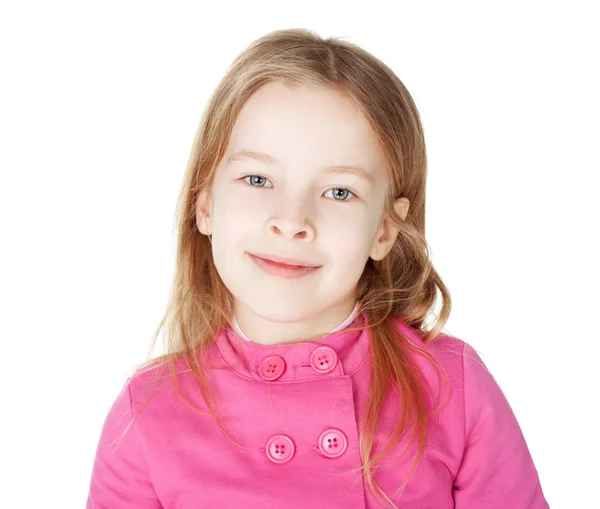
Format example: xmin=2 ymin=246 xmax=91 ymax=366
xmin=86 ymin=314 xmax=549 ymax=508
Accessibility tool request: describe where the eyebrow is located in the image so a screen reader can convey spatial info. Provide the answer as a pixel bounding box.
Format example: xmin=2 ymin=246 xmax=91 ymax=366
xmin=226 ymin=149 xmax=376 ymax=184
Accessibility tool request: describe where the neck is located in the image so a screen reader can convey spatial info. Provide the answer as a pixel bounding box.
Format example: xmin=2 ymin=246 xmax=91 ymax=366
xmin=232 ymin=297 xmax=358 ymax=346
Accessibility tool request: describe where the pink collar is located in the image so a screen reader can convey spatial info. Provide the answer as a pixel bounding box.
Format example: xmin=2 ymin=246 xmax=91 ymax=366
xmin=214 ymin=312 xmax=371 ymax=383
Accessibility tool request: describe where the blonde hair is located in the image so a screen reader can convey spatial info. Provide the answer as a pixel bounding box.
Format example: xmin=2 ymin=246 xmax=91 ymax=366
xmin=132 ymin=29 xmax=454 ymax=509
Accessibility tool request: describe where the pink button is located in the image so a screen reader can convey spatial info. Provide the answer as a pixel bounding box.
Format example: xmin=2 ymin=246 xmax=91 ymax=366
xmin=318 ymin=428 xmax=348 ymax=458
xmin=266 ymin=434 xmax=295 ymax=464
xmin=258 ymin=355 xmax=286 ymax=381
xmin=310 ymin=346 xmax=338 ymax=374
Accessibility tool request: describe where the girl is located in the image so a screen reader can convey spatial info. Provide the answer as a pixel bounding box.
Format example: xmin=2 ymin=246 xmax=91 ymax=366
xmin=86 ymin=29 xmax=549 ymax=509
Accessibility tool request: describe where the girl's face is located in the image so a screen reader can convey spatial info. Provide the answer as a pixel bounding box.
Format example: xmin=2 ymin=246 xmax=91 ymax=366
xmin=196 ymin=81 xmax=409 ymax=342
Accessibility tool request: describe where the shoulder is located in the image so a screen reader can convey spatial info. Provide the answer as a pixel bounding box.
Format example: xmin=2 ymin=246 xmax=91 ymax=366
xmin=125 ymin=346 xmax=223 ymax=413
xmin=387 ymin=316 xmax=498 ymax=402
xmin=388 ymin=316 xmax=516 ymax=422
xmin=393 ymin=318 xmax=499 ymax=387
xmin=388 ymin=315 xmax=468 ymax=368
xmin=125 ymin=356 xmax=189 ymax=413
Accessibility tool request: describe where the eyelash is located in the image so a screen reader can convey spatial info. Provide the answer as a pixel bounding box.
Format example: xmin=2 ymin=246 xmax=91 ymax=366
xmin=240 ymin=175 xmax=357 ymax=201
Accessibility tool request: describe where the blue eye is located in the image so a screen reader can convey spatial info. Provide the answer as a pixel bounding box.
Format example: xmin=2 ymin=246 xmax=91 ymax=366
xmin=241 ymin=175 xmax=356 ymax=201
xmin=243 ymin=175 xmax=272 ymax=188
xmin=324 ymin=188 xmax=354 ymax=201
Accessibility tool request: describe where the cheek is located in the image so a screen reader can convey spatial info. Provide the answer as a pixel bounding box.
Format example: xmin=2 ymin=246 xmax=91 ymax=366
xmin=319 ymin=230 xmax=370 ymax=296
xmin=212 ymin=191 xmax=259 ymax=238
xmin=323 ymin=217 xmax=373 ymax=266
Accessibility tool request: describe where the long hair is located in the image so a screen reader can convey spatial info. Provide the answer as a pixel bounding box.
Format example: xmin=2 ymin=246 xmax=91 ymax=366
xmin=131 ymin=29 xmax=454 ymax=509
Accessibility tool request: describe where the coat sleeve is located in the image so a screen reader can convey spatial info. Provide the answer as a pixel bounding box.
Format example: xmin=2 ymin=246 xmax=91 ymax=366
xmin=86 ymin=377 xmax=163 ymax=509
xmin=452 ymin=342 xmax=550 ymax=508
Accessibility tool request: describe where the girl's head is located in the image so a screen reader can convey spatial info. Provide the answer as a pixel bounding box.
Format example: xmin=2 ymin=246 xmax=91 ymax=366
xmin=147 ymin=29 xmax=451 ymax=509
xmin=172 ymin=28 xmax=440 ymax=345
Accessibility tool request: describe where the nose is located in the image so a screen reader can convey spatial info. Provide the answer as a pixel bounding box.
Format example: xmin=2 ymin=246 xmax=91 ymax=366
xmin=266 ymin=200 xmax=316 ymax=240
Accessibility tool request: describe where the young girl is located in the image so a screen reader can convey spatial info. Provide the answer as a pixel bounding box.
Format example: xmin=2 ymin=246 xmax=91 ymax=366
xmin=86 ymin=29 xmax=549 ymax=509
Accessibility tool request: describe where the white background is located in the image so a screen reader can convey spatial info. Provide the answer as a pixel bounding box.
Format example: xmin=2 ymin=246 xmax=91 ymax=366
xmin=1 ymin=1 xmax=598 ymax=507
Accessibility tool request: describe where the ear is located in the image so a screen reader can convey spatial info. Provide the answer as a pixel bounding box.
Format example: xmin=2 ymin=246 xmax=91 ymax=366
xmin=369 ymin=196 xmax=410 ymax=261
xmin=195 ymin=188 xmax=213 ymax=236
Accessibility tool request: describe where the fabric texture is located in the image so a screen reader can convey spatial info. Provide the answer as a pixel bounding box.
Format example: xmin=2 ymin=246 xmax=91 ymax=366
xmin=86 ymin=314 xmax=549 ymax=508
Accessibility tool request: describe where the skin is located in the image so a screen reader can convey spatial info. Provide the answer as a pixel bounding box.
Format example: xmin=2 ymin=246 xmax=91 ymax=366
xmin=196 ymin=80 xmax=409 ymax=345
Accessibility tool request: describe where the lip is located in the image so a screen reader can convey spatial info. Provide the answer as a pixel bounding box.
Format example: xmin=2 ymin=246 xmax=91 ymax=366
xmin=247 ymin=253 xmax=322 ymax=279
xmin=248 ymin=252 xmax=321 ymax=268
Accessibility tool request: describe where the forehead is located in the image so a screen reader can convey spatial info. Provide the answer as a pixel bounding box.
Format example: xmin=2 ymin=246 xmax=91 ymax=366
xmin=224 ymin=81 xmax=388 ymax=178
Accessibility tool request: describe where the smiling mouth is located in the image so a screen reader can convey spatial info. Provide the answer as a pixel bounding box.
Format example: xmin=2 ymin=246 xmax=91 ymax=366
xmin=247 ymin=253 xmax=322 ymax=279
xmin=248 ymin=252 xmax=321 ymax=268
